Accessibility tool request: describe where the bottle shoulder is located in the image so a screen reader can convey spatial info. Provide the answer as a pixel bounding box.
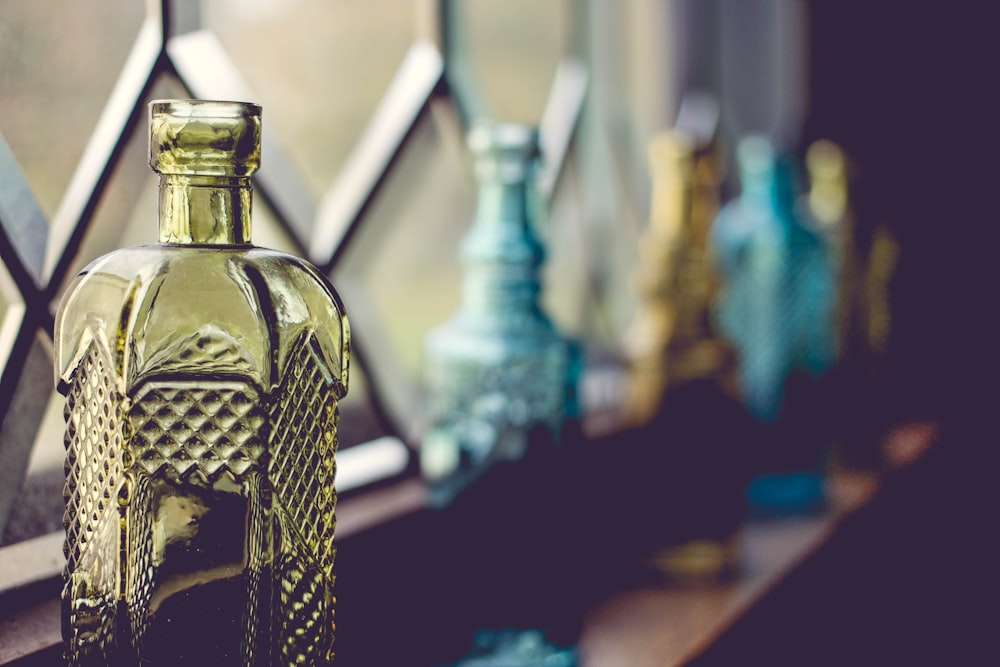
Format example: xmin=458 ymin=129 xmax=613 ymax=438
xmin=55 ymin=244 xmax=349 ymax=396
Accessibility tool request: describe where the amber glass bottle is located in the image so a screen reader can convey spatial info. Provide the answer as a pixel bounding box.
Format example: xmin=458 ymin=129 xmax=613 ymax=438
xmin=624 ymin=130 xmax=737 ymax=424
xmin=55 ymin=100 xmax=349 ymax=665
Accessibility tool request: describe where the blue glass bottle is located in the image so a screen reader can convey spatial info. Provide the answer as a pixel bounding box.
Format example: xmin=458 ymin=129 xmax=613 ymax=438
xmin=444 ymin=630 xmax=576 ymax=667
xmin=711 ymin=135 xmax=837 ymax=515
xmin=421 ymin=123 xmax=577 ymax=505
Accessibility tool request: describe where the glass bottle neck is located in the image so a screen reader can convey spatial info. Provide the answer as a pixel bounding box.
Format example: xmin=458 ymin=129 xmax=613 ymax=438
xmin=158 ymin=174 xmax=252 ymax=245
xmin=460 ymin=179 xmax=545 ymax=319
xmin=741 ymin=168 xmax=776 ymax=203
xmin=474 ymin=180 xmax=529 ymax=229
xmin=466 ymin=179 xmax=543 ymax=268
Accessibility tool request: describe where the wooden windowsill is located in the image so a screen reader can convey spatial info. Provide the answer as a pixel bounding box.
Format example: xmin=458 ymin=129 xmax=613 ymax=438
xmin=0 ymin=423 xmax=936 ymax=666
xmin=0 ymin=477 xmax=430 ymax=665
xmin=577 ymin=472 xmax=877 ymax=667
xmin=0 ymin=474 xmax=880 ymax=666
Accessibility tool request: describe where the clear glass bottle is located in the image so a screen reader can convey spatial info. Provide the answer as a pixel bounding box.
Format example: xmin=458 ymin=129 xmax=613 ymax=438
xmin=711 ymin=135 xmax=836 ymax=515
xmin=420 ymin=123 xmax=576 ymax=505
xmin=54 ymin=100 xmax=349 ymax=665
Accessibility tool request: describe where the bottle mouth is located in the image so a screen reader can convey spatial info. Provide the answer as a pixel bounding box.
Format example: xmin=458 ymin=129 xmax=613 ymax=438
xmin=648 ymin=132 xmax=695 ymax=171
xmin=149 ymin=99 xmax=262 ymax=178
xmin=467 ymin=122 xmax=540 ymax=183
xmin=150 ymin=99 xmax=262 ymax=120
xmin=467 ymin=122 xmax=538 ymax=154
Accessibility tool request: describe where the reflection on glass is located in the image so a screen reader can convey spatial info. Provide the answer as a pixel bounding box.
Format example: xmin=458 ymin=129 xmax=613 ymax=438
xmin=0 ymin=0 xmax=146 ymax=215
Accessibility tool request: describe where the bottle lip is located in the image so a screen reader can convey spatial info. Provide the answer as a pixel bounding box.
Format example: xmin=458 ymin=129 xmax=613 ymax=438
xmin=149 ymin=99 xmax=262 ymax=177
xmin=648 ymin=131 xmax=695 ymax=169
xmin=467 ymin=122 xmax=539 ymax=155
xmin=467 ymin=122 xmax=541 ymax=183
xmin=150 ymin=99 xmax=262 ymax=119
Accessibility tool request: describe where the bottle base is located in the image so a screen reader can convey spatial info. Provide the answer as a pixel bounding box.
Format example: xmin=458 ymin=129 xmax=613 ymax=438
xmin=746 ymin=471 xmax=827 ymax=517
xmin=645 ymin=532 xmax=743 ymax=585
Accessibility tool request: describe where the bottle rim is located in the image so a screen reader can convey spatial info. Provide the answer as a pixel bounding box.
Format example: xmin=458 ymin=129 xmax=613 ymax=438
xmin=149 ymin=99 xmax=261 ymax=119
xmin=148 ymin=99 xmax=262 ymax=177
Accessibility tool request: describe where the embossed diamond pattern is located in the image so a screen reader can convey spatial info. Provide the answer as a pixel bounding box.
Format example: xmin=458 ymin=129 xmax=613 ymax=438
xmin=786 ymin=231 xmax=836 ymax=372
xmin=127 ymin=382 xmax=267 ymax=484
xmin=244 ymin=472 xmax=274 ymax=664
xmin=63 ymin=332 xmax=341 ymax=664
xmin=269 ymin=335 xmax=339 ymax=572
xmin=65 ymin=573 xmax=118 ymax=665
xmin=277 ymin=554 xmax=333 ymax=666
xmin=123 ymin=472 xmax=155 ymax=651
xmin=64 ymin=502 xmax=120 ymax=665
xmin=719 ymin=227 xmax=834 ymax=421
xmin=62 ymin=341 xmax=125 ymax=573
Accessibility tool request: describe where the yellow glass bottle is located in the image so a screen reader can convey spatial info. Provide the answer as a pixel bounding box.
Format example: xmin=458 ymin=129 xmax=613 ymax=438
xmin=54 ymin=100 xmax=349 ymax=665
xmin=622 ymin=130 xmax=745 ymax=583
xmin=623 ymin=130 xmax=736 ymax=424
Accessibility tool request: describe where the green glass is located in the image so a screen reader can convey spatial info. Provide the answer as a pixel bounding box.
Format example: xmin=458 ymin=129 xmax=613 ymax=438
xmin=54 ymin=100 xmax=349 ymax=666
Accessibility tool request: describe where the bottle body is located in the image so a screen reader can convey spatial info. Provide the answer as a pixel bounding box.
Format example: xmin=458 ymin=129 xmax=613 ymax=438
xmin=56 ymin=101 xmax=349 ymax=665
xmin=624 ymin=130 xmax=738 ymax=423
xmin=420 ymin=124 xmax=576 ymax=503
xmin=618 ymin=129 xmax=748 ymax=583
xmin=423 ymin=310 xmax=572 ymax=493
xmin=711 ymin=136 xmax=836 ymax=515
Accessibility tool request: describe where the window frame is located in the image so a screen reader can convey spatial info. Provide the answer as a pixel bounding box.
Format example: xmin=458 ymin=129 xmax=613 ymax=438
xmin=0 ymin=0 xmax=589 ymax=583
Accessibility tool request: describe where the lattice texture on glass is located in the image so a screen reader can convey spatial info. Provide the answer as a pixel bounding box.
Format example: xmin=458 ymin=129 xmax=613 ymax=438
xmin=61 ymin=341 xmax=125 ymax=574
xmin=61 ymin=340 xmax=125 ymax=661
xmin=270 ymin=334 xmax=340 ymax=573
xmin=128 ymin=382 xmax=267 ymax=483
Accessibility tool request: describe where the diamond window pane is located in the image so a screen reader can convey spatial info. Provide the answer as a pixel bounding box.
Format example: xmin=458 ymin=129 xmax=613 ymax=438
xmin=548 ymin=147 xmax=642 ymax=347
xmin=51 ymin=87 xmax=163 ymax=301
xmin=332 ymin=105 xmax=472 ymax=437
xmin=0 ymin=333 xmax=57 ymax=546
xmin=459 ymin=0 xmax=565 ymax=123
xmin=0 ymin=0 xmax=147 ymax=217
xmin=251 ymin=195 xmax=303 ymax=257
xmin=541 ymin=148 xmax=599 ymax=339
xmin=1 ymin=389 xmax=64 ymax=545
xmin=337 ymin=364 xmax=392 ymax=449
xmin=205 ymin=0 xmax=415 ymax=197
xmin=0 ymin=259 xmax=24 ymax=367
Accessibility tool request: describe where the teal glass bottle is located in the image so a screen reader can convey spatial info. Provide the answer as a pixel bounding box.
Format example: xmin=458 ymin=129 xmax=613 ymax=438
xmin=420 ymin=123 xmax=577 ymax=505
xmin=55 ymin=100 xmax=349 ymax=665
xmin=448 ymin=629 xmax=576 ymax=667
xmin=711 ymin=135 xmax=836 ymax=514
